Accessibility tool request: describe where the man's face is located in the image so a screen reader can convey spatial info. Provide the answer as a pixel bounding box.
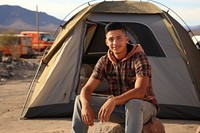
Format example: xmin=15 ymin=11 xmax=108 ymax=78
xmin=105 ymin=29 xmax=129 ymax=55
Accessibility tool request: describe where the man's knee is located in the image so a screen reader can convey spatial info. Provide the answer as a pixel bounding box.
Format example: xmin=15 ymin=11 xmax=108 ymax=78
xmin=74 ymin=95 xmax=81 ymax=107
xmin=125 ymin=99 xmax=143 ymax=110
xmin=75 ymin=95 xmax=81 ymax=101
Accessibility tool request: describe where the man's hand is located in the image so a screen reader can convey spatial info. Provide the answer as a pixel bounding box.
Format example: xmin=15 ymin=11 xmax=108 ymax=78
xmin=81 ymin=104 xmax=94 ymax=126
xmin=98 ymin=98 xmax=116 ymax=122
xmin=80 ymin=78 xmax=102 ymax=126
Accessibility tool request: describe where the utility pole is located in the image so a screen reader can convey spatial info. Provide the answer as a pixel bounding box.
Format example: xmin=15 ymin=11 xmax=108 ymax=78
xmin=36 ymin=5 xmax=40 ymax=52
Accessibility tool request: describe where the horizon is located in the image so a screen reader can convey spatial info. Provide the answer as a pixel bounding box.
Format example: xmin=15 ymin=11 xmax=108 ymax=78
xmin=0 ymin=0 xmax=200 ymax=27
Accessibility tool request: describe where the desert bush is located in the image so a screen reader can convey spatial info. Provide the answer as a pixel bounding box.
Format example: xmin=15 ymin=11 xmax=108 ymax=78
xmin=0 ymin=30 xmax=20 ymax=59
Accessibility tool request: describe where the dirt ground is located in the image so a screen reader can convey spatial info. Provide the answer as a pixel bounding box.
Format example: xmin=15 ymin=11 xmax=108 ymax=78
xmin=0 ymin=79 xmax=200 ymax=133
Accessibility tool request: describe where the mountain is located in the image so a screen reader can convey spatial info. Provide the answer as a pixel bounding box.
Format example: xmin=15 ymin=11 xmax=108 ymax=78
xmin=190 ymin=25 xmax=200 ymax=35
xmin=0 ymin=5 xmax=199 ymax=35
xmin=0 ymin=5 xmax=62 ymax=33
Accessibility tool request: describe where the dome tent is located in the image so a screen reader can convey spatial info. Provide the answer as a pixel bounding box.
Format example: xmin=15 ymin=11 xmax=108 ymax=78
xmin=21 ymin=0 xmax=200 ymax=120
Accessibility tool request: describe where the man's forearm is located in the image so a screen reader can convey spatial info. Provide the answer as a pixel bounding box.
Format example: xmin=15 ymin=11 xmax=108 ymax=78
xmin=112 ymin=87 xmax=146 ymax=106
xmin=80 ymin=86 xmax=93 ymax=107
xmin=112 ymin=76 xmax=149 ymax=105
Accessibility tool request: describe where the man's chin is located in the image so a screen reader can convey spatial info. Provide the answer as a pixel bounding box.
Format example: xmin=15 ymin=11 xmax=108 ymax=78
xmin=113 ymin=51 xmax=120 ymax=55
xmin=110 ymin=49 xmax=120 ymax=54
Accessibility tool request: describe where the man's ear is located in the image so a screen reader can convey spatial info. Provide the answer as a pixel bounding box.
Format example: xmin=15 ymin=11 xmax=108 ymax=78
xmin=126 ymin=36 xmax=129 ymax=44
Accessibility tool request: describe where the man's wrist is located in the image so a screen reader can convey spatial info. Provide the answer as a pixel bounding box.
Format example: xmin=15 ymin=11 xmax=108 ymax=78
xmin=109 ymin=96 xmax=118 ymax=106
xmin=81 ymin=100 xmax=91 ymax=108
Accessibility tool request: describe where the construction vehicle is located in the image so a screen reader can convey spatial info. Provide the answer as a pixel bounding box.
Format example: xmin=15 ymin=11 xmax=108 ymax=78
xmin=0 ymin=34 xmax=33 ymax=57
xmin=20 ymin=31 xmax=54 ymax=52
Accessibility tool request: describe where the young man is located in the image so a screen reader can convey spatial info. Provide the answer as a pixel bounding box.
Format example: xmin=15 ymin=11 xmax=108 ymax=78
xmin=72 ymin=22 xmax=159 ymax=133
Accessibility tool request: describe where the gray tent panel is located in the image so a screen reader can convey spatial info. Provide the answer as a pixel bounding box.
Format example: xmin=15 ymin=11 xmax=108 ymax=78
xmin=149 ymin=57 xmax=199 ymax=106
xmin=87 ymin=13 xmax=181 ymax=57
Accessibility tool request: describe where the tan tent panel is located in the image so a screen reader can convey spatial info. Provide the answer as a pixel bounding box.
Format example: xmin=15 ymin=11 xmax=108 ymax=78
xmin=90 ymin=1 xmax=163 ymax=13
xmin=44 ymin=5 xmax=95 ymax=64
xmin=21 ymin=1 xmax=200 ymax=120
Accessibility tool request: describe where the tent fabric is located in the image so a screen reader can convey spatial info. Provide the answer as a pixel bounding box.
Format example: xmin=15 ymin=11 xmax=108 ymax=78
xmin=165 ymin=13 xmax=200 ymax=99
xmin=90 ymin=1 xmax=163 ymax=14
xmin=21 ymin=1 xmax=200 ymax=120
xmin=86 ymin=13 xmax=181 ymax=57
xmin=30 ymin=22 xmax=84 ymax=106
xmin=44 ymin=1 xmax=162 ymax=64
xmin=44 ymin=5 xmax=94 ymax=64
xmin=149 ymin=57 xmax=199 ymax=106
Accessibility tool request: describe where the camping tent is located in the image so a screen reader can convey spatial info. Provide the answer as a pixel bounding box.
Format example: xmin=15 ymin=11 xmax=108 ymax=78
xmin=192 ymin=35 xmax=200 ymax=49
xmin=21 ymin=1 xmax=200 ymax=120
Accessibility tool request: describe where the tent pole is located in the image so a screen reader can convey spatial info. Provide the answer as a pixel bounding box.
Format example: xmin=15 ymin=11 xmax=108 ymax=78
xmin=20 ymin=48 xmax=47 ymax=119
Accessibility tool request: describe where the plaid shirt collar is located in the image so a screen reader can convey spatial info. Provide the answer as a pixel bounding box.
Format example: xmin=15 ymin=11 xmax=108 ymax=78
xmin=107 ymin=44 xmax=144 ymax=65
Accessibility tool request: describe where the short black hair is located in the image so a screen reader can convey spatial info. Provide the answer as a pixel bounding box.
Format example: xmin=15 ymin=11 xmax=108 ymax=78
xmin=105 ymin=22 xmax=126 ymax=34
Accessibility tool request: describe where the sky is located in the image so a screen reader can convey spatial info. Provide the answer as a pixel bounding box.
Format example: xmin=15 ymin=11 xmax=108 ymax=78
xmin=0 ymin=0 xmax=199 ymax=26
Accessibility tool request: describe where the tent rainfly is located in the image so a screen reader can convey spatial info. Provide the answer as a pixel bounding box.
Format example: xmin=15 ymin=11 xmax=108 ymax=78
xmin=21 ymin=1 xmax=200 ymax=120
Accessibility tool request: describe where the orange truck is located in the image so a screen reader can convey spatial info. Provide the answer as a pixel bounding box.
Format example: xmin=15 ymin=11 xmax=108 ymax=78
xmin=20 ymin=31 xmax=54 ymax=51
xmin=0 ymin=34 xmax=33 ymax=57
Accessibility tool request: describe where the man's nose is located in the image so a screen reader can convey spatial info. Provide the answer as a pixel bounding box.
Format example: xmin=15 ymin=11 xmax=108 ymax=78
xmin=113 ymin=38 xmax=118 ymax=44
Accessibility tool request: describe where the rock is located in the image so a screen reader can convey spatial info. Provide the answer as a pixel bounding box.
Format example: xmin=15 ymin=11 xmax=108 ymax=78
xmin=89 ymin=117 xmax=165 ymax=133
xmin=0 ymin=71 xmax=10 ymax=78
xmin=0 ymin=58 xmax=38 ymax=81
xmin=2 ymin=56 xmax=12 ymax=63
xmin=196 ymin=126 xmax=200 ymax=133
xmin=9 ymin=72 xmax=15 ymax=77
xmin=0 ymin=78 xmax=7 ymax=85
xmin=108 ymin=124 xmax=125 ymax=133
xmin=0 ymin=78 xmax=7 ymax=82
xmin=89 ymin=122 xmax=124 ymax=133
xmin=142 ymin=117 xmax=165 ymax=133
xmin=6 ymin=64 xmax=14 ymax=70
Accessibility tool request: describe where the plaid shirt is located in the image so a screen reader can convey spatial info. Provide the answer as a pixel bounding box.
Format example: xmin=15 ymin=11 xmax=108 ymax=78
xmin=91 ymin=44 xmax=159 ymax=109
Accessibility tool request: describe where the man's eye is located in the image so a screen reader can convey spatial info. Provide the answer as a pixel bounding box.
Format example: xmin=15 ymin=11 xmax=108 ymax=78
xmin=117 ymin=37 xmax=122 ymax=40
xmin=109 ymin=38 xmax=114 ymax=42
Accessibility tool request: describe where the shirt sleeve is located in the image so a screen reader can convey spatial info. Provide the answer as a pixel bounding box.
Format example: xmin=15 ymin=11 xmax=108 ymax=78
xmin=134 ymin=52 xmax=151 ymax=77
xmin=91 ymin=56 xmax=105 ymax=81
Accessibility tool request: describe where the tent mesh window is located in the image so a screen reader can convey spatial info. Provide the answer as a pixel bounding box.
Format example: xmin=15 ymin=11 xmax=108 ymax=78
xmin=83 ymin=22 xmax=165 ymax=64
xmin=125 ymin=23 xmax=165 ymax=57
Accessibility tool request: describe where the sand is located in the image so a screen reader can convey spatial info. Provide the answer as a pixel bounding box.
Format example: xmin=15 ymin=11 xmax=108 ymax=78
xmin=0 ymin=80 xmax=200 ymax=133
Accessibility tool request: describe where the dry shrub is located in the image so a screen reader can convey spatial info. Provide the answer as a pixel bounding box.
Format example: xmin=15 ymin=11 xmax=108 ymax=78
xmin=0 ymin=30 xmax=21 ymax=59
